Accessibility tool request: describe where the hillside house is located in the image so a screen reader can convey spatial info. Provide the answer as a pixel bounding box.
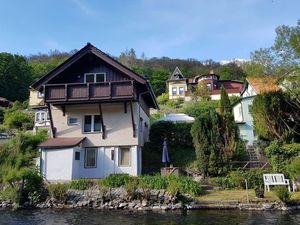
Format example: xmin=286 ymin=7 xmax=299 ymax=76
xmin=167 ymin=67 xmax=244 ymax=101
xmin=232 ymin=77 xmax=280 ymax=146
xmin=29 ymin=43 xmax=158 ymax=181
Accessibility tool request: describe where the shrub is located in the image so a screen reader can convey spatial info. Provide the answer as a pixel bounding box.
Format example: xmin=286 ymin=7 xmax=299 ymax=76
xmin=209 ymin=177 xmax=230 ymax=189
xmin=226 ymin=171 xmax=245 ymax=189
xmin=245 ymin=168 xmax=266 ymax=189
xmin=169 ymin=176 xmax=202 ymax=196
xmin=69 ymin=179 xmax=93 ymax=190
xmin=24 ymin=171 xmax=48 ymax=205
xmin=138 ymin=175 xmax=168 ymax=190
xmin=156 ymin=93 xmax=169 ymax=105
xmin=99 ymin=174 xmax=130 ymax=188
xmin=274 ymin=186 xmax=290 ymax=203
xmin=48 ymin=183 xmax=69 ymax=202
xmin=0 ymin=187 xmax=18 ymax=203
xmin=287 ymin=157 xmax=300 ymax=181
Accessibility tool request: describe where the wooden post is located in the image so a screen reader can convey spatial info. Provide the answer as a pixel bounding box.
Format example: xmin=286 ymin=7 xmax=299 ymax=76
xmin=245 ymin=179 xmax=249 ymax=203
xmin=129 ymin=101 xmax=136 ymax=138
xmin=98 ymin=103 xmax=106 ymax=139
xmin=47 ymin=103 xmax=56 ymax=138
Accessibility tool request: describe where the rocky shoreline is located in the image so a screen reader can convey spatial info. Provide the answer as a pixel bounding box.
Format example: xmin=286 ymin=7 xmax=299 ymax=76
xmin=1 ymin=187 xmax=300 ymax=211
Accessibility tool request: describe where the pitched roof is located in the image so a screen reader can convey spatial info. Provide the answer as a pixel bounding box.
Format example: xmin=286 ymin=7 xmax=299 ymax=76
xmin=39 ymin=137 xmax=86 ymax=148
xmin=169 ymin=67 xmax=185 ymax=80
xmin=30 ymin=43 xmax=147 ymax=90
xmin=247 ymin=77 xmax=280 ymax=94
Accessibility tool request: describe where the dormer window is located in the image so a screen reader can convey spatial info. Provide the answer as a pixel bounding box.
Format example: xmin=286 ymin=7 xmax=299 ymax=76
xmin=84 ymin=73 xmax=106 ymax=83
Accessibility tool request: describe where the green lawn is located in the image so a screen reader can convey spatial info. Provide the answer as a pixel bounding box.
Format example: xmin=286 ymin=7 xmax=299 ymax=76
xmin=197 ymin=189 xmax=300 ymax=203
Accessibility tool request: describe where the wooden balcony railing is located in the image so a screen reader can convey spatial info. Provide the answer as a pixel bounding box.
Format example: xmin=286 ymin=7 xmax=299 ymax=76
xmin=44 ymin=80 xmax=134 ymax=103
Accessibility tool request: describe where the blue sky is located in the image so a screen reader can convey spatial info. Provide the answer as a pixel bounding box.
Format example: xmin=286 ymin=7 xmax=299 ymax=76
xmin=0 ymin=0 xmax=299 ymax=61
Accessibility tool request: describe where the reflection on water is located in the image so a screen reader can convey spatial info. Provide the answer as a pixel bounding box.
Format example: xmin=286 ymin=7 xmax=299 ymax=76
xmin=0 ymin=209 xmax=300 ymax=225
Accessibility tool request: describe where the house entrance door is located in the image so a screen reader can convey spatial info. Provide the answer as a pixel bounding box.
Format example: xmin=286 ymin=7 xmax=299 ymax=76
xmin=103 ymin=147 xmax=115 ymax=177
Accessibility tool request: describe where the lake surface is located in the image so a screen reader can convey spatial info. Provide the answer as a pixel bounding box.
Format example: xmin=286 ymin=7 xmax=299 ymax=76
xmin=0 ymin=209 xmax=300 ymax=225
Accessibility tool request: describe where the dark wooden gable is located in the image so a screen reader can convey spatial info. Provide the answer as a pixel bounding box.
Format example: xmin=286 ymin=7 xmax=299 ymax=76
xmin=31 ymin=43 xmax=146 ymax=90
xmin=48 ymin=53 xmax=130 ymax=84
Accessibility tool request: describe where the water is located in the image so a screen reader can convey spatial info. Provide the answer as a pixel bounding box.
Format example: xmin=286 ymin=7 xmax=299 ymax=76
xmin=0 ymin=209 xmax=300 ymax=225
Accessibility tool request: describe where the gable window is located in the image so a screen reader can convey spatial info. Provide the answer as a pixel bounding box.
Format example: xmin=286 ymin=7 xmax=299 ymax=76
xmin=85 ymin=148 xmax=97 ymax=168
xmin=68 ymin=117 xmax=78 ymax=125
xmin=119 ymin=147 xmax=131 ymax=167
xmin=179 ymin=87 xmax=184 ymax=95
xmin=84 ymin=73 xmax=106 ymax=83
xmin=172 ymin=87 xmax=177 ymax=96
xmin=35 ymin=111 xmax=49 ymax=123
xmin=83 ymin=115 xmax=102 ymax=133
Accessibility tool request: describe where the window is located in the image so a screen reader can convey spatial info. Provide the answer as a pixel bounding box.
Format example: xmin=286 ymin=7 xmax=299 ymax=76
xmin=172 ymin=87 xmax=177 ymax=96
xmin=111 ymin=149 xmax=115 ymax=161
xmin=119 ymin=147 xmax=131 ymax=166
xmin=84 ymin=73 xmax=106 ymax=83
xmin=206 ymin=83 xmax=212 ymax=90
xmin=35 ymin=111 xmax=49 ymax=123
xmin=253 ymin=130 xmax=257 ymax=137
xmin=38 ymin=91 xmax=44 ymax=98
xmin=179 ymin=87 xmax=184 ymax=95
xmin=248 ymin=105 xmax=253 ymax=114
xmin=238 ymin=107 xmax=242 ymax=117
xmin=83 ymin=115 xmax=102 ymax=133
xmin=85 ymin=148 xmax=97 ymax=168
xmin=75 ymin=152 xmax=80 ymax=160
xmin=68 ymin=117 xmax=78 ymax=125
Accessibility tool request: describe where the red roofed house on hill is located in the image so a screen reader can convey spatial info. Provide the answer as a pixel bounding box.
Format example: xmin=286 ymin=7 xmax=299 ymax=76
xmin=167 ymin=67 xmax=244 ymax=101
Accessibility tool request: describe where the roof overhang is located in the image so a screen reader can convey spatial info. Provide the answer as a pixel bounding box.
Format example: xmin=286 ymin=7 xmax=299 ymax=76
xmin=39 ymin=137 xmax=86 ymax=149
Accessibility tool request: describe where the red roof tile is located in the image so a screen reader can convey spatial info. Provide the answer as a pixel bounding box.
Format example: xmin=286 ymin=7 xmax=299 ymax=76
xmin=39 ymin=137 xmax=86 ymax=148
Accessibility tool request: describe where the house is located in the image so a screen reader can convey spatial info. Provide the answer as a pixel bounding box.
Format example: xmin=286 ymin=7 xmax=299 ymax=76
xmin=29 ymin=43 xmax=158 ymax=181
xmin=232 ymin=77 xmax=280 ymax=145
xmin=167 ymin=67 xmax=244 ymax=101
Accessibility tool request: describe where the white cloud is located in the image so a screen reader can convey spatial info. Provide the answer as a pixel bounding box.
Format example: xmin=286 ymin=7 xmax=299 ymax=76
xmin=70 ymin=0 xmax=96 ymax=17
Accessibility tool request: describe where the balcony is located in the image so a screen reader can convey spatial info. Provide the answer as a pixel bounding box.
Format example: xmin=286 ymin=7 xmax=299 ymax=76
xmin=44 ymin=80 xmax=134 ymax=103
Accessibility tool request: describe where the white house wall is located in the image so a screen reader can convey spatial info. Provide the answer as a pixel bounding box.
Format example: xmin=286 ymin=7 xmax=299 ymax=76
xmin=234 ymin=97 xmax=257 ymax=146
xmin=51 ymin=102 xmax=142 ymax=147
xmin=41 ymin=148 xmax=74 ymax=181
xmin=42 ymin=146 xmax=139 ymax=181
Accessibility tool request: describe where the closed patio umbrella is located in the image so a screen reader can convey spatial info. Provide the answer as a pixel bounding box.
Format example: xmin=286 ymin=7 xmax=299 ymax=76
xmin=162 ymin=138 xmax=170 ymax=167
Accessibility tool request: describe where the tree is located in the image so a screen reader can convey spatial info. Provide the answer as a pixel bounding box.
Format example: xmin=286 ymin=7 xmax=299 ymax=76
xmin=0 ymin=101 xmax=33 ymax=134
xmin=119 ymin=48 xmax=138 ymax=68
xmin=217 ymin=62 xmax=246 ymax=80
xmin=252 ymin=91 xmax=300 ymax=141
xmin=190 ymin=83 xmax=211 ymax=102
xmin=219 ymin=86 xmax=232 ymax=115
xmin=219 ymin=87 xmax=242 ymax=166
xmin=249 ymin=20 xmax=300 ymax=76
xmin=0 ymin=53 xmax=32 ymax=101
xmin=191 ymin=109 xmax=222 ymax=176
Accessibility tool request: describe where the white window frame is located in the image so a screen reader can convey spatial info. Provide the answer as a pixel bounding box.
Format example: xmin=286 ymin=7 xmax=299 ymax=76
xmin=68 ymin=117 xmax=78 ymax=126
xmin=83 ymin=115 xmax=102 ymax=133
xmin=35 ymin=111 xmax=49 ymax=123
xmin=118 ymin=147 xmax=131 ymax=167
xmin=84 ymin=148 xmax=97 ymax=168
xmin=84 ymin=73 xmax=106 ymax=83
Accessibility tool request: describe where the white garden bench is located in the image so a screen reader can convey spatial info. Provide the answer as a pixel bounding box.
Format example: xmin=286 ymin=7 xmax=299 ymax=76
xmin=263 ymin=174 xmax=291 ymax=192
